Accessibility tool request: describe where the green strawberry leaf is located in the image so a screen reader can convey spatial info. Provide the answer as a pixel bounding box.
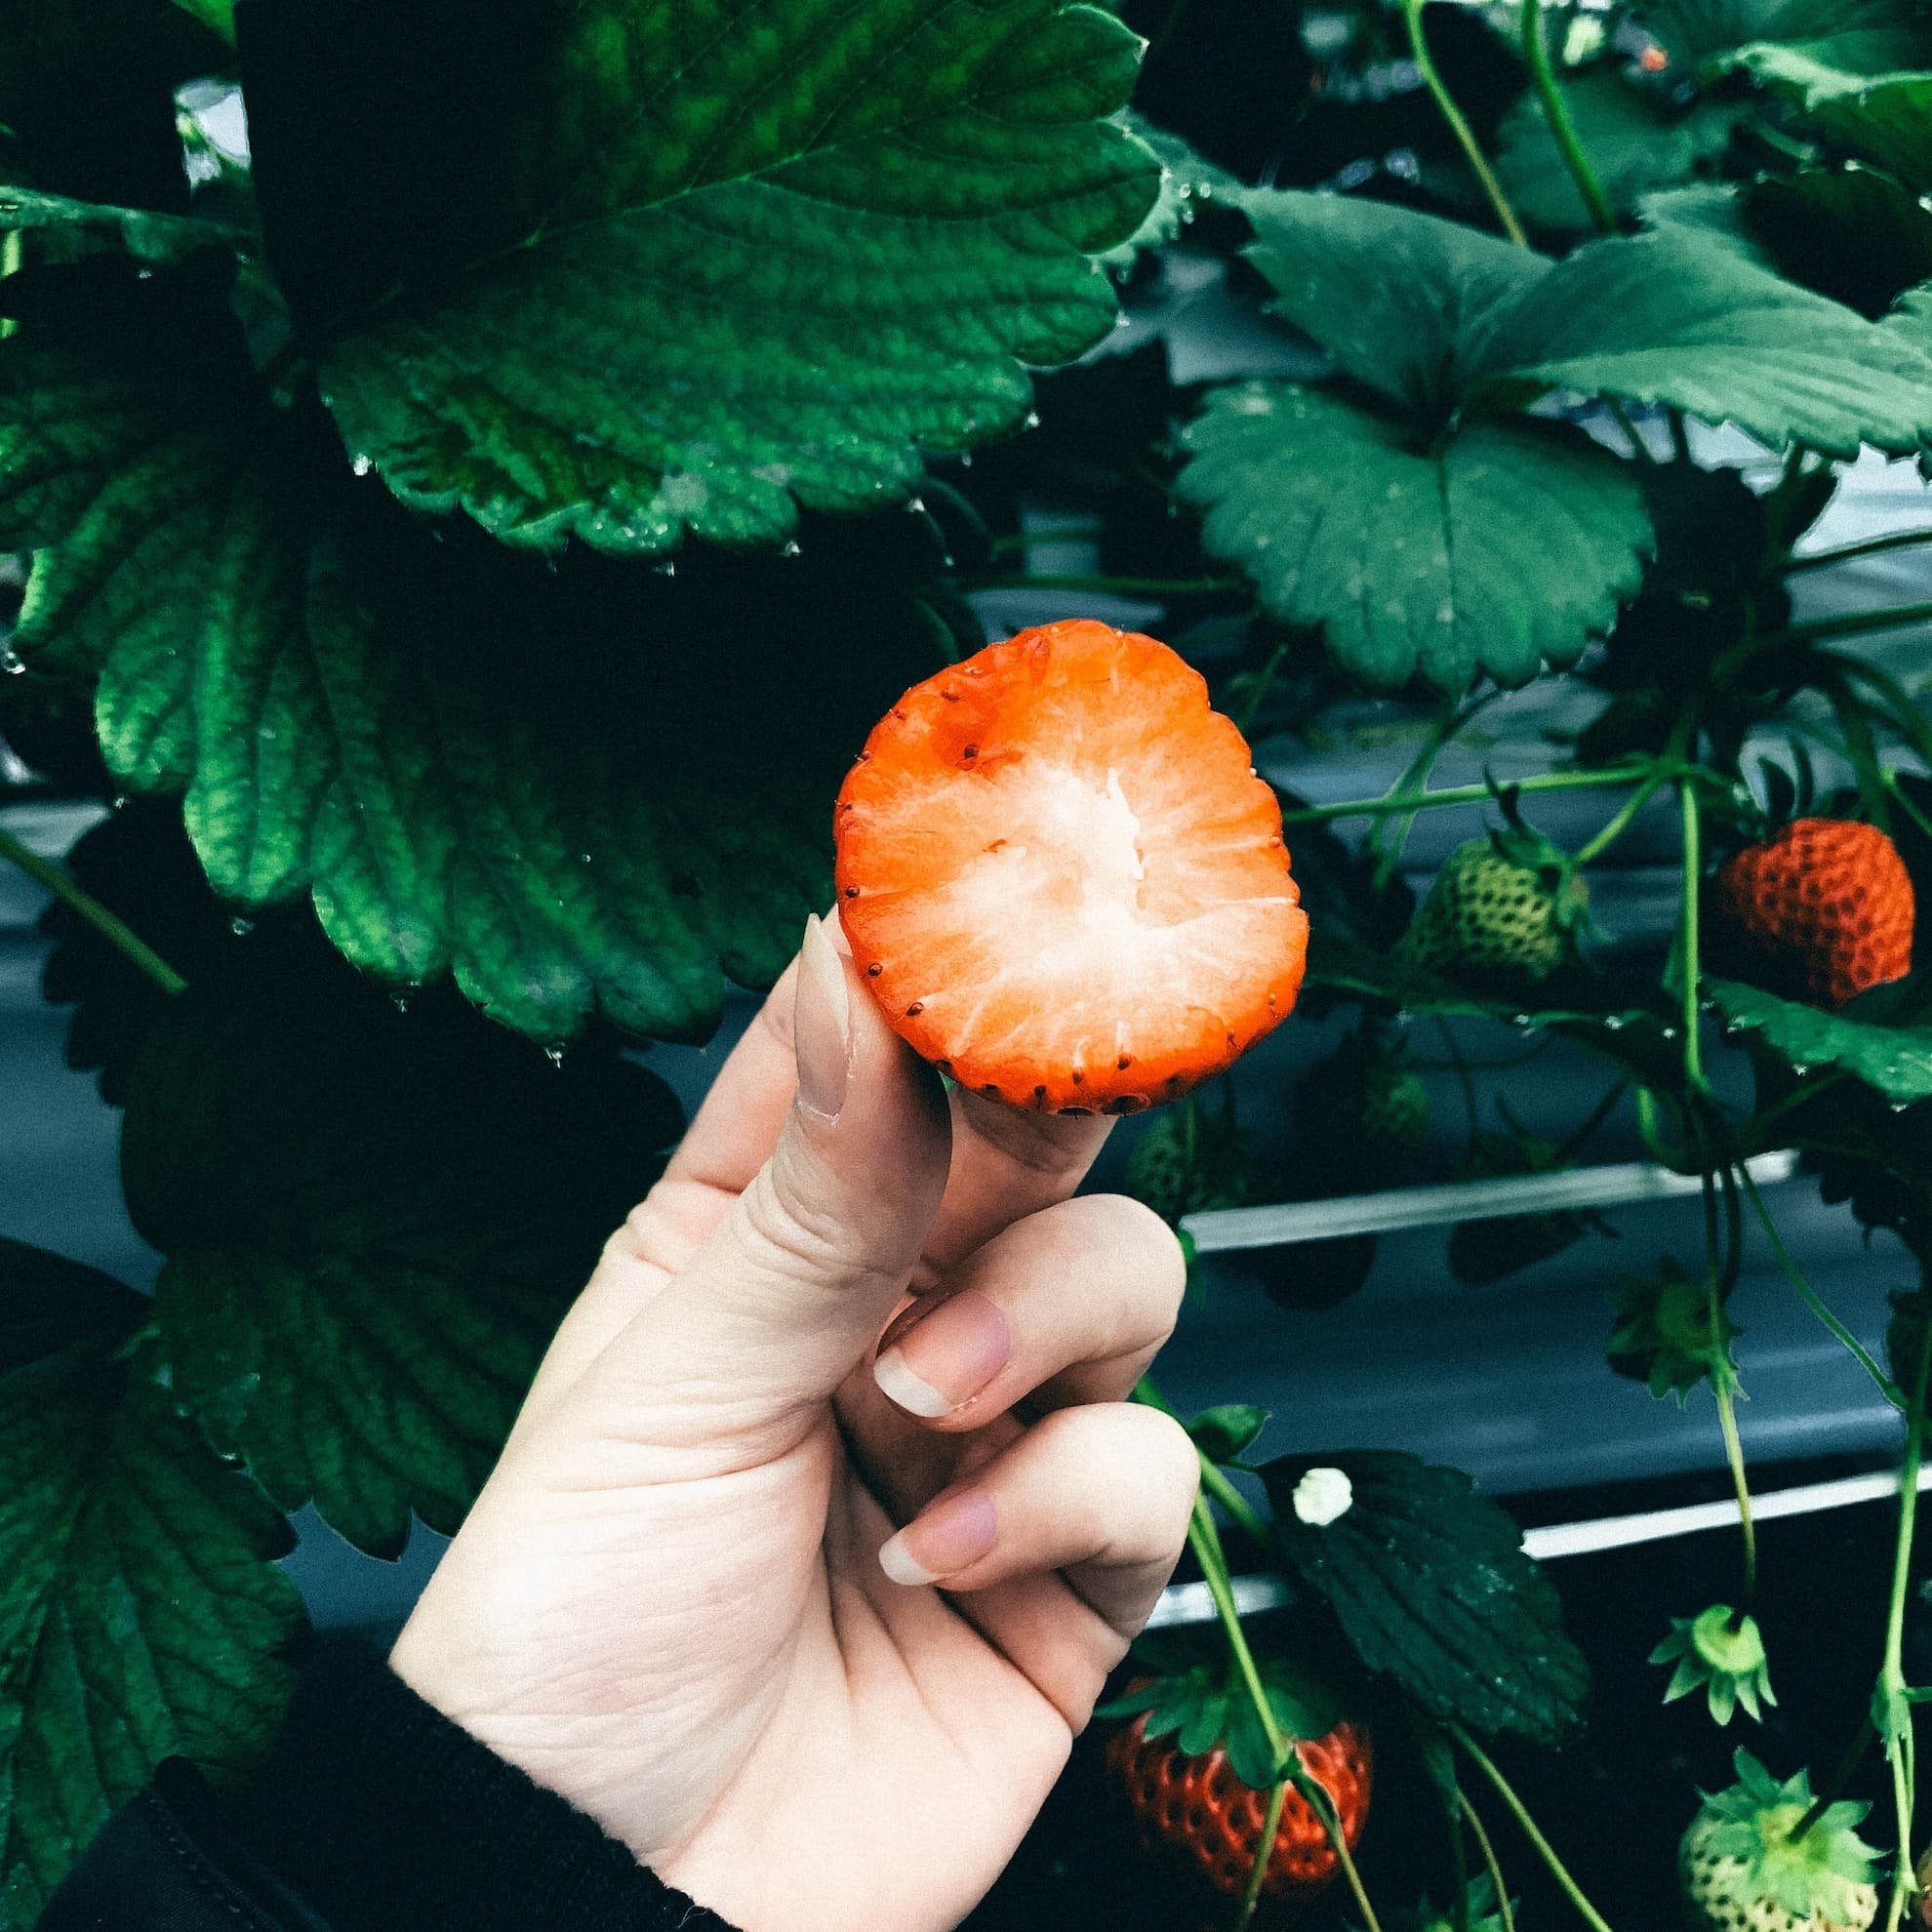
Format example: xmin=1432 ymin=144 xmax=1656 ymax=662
xmin=0 ymin=184 xmax=245 ymax=263
xmin=0 ymin=278 xmax=947 ymax=1042
xmin=123 ymin=961 xmax=684 ymax=1557
xmin=1240 ymin=191 xmax=1548 ymax=423
xmin=238 ymin=0 xmax=1156 ymax=554
xmin=1493 ymin=72 xmax=1745 ymax=233
xmin=1259 ymin=1450 xmax=1590 ymax=1746
xmin=1187 ymin=1403 xmax=1269 ymax=1464
xmin=1469 ymin=226 xmax=1932 ymax=456
xmin=1743 ymin=45 xmax=1932 ymax=184
xmin=0 ymin=1238 xmax=303 ymax=1919
xmin=1100 ymin=112 xmax=1239 ymax=269
xmin=1641 ymin=0 xmax=1932 ymax=72
xmin=1179 ymin=382 xmax=1650 ymax=693
xmin=1711 ymin=974 xmax=1932 ymax=1101
xmin=1194 ymin=191 xmax=1932 ymax=690
xmin=170 ymin=0 xmax=233 ymax=44
xmin=1747 ymin=166 xmax=1932 ymax=317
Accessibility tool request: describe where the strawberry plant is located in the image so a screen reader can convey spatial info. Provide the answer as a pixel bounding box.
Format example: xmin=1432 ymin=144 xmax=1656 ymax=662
xmin=13 ymin=0 xmax=1932 ymax=1926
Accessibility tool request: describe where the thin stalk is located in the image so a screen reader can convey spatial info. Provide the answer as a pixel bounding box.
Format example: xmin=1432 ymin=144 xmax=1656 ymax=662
xmin=966 ymin=572 xmax=1244 ymax=598
xmin=1826 ymin=654 xmax=1932 ymax=772
xmin=1444 ymin=1783 xmax=1472 ymax=1932
xmin=1676 ymin=781 xmax=1709 ymax=1096
xmin=1603 ymin=398 xmax=1656 ymax=463
xmin=1779 ymin=599 xmax=1932 ymax=647
xmin=1887 ymin=770 xmax=1932 ymax=852
xmin=1761 ymin=446 xmax=1814 ymax=556
xmin=988 ymin=523 xmax=1101 ymax=557
xmin=1233 ymin=1777 xmax=1289 ymax=1932
xmin=1571 ymin=758 xmax=1674 ymax=866
xmin=0 ymin=824 xmax=186 ymax=994
xmin=1401 ymin=0 xmax=1528 ymax=245
xmin=1234 ymin=640 xmax=1289 ymax=739
xmin=1696 ymin=1146 xmax=1756 ymax=1609
xmin=1450 ymin=1726 xmax=1617 ymax=1932
xmin=1740 ymin=1166 xmax=1902 ymax=1411
xmin=1712 ymin=1376 xmax=1756 ymax=1606
xmin=1278 ymin=762 xmax=1676 ymax=827
xmin=1201 ymin=1457 xmax=1273 ymax=1548
xmin=0 ymin=229 xmax=19 ymax=342
xmin=1520 ymin=0 xmax=1616 ymax=232
xmin=1791 ymin=1715 xmax=1877 ymax=1843
xmin=1783 ymin=527 xmax=1932 ymax=575
xmin=1822 ymin=674 xmax=1897 ymax=833
xmin=1878 ymin=1313 xmax=1932 ymax=1932
xmin=1370 ymin=694 xmax=1493 ymax=890
xmin=1456 ymin=1787 xmax=1518 ymax=1932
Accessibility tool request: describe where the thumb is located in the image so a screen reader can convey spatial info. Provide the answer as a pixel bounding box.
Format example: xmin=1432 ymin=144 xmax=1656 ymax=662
xmin=584 ymin=912 xmax=952 ymax=1444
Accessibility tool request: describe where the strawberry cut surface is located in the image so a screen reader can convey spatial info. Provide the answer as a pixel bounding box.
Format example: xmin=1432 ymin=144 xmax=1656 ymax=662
xmin=834 ymin=620 xmax=1308 ymax=1112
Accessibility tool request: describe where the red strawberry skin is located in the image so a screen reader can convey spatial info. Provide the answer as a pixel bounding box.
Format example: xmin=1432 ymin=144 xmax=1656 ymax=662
xmin=1714 ymin=818 xmax=1914 ymax=1009
xmin=1105 ymin=1714 xmax=1373 ymax=1900
xmin=833 ymin=620 xmax=1308 ymax=1113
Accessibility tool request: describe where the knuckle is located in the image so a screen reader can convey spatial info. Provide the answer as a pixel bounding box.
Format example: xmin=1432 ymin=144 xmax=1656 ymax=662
xmin=737 ymin=1162 xmax=901 ymax=1297
xmin=1080 ymin=1193 xmax=1188 ymax=1328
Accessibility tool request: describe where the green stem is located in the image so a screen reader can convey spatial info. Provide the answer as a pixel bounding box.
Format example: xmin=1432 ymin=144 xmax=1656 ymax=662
xmin=1234 ymin=640 xmax=1289 ymax=739
xmin=1791 ymin=1714 xmax=1877 ymax=1842
xmin=0 ymin=824 xmax=187 ymax=994
xmin=1826 ymin=654 xmax=1932 ymax=771
xmin=1603 ymin=397 xmax=1656 ymax=463
xmin=989 ymin=524 xmax=1100 ymax=557
xmin=1783 ymin=527 xmax=1932 ymax=575
xmin=1232 ymin=1777 xmax=1289 ymax=1932
xmin=1278 ymin=762 xmax=1677 ymax=827
xmin=1450 ymin=1726 xmax=1617 ymax=1932
xmin=1676 ymin=780 xmax=1709 ymax=1096
xmin=1370 ymin=694 xmax=1492 ymax=890
xmin=965 ymin=572 xmax=1244 ymax=598
xmin=1779 ymin=599 xmax=1932 ymax=647
xmin=1740 ymin=1165 xmax=1902 ymax=1411
xmin=1400 ymin=0 xmax=1528 ymax=245
xmin=1713 ymin=1375 xmax=1756 ymax=1607
xmin=0 ymin=228 xmax=19 ymax=342
xmin=1879 ymin=1313 xmax=1932 ymax=1932
xmin=1444 ymin=1782 xmax=1472 ymax=1932
xmin=1457 ymin=1787 xmax=1518 ymax=1932
xmin=1571 ymin=757 xmax=1675 ymax=866
xmin=1160 ymin=1393 xmax=1385 ymax=1932
xmin=1520 ymin=0 xmax=1616 ymax=233
xmin=1699 ymin=1153 xmax=1756 ymax=1609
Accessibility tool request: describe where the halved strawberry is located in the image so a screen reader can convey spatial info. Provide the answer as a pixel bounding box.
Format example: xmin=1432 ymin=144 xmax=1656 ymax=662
xmin=834 ymin=620 xmax=1307 ymax=1113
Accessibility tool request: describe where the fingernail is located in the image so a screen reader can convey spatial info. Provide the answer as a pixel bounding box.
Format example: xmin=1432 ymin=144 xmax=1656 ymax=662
xmin=878 ymin=1490 xmax=997 ymax=1587
xmin=873 ymin=1289 xmax=1011 ymax=1418
xmin=794 ymin=912 xmax=852 ymax=1122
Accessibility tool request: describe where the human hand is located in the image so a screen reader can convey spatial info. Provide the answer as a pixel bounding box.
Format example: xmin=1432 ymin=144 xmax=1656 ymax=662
xmin=389 ymin=913 xmax=1198 ymax=1931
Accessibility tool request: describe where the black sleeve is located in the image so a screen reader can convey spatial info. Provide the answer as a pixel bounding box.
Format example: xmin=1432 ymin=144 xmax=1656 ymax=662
xmin=38 ymin=1637 xmax=739 ymax=1932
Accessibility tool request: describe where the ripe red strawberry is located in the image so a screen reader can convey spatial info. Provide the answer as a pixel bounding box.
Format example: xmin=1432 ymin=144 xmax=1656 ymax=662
xmin=1105 ymin=1698 xmax=1373 ymax=1901
xmin=834 ymin=620 xmax=1308 ymax=1112
xmin=1713 ymin=819 xmax=1913 ymax=1009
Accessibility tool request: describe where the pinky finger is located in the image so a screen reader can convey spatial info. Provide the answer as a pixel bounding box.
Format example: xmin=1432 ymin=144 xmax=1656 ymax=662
xmin=877 ymin=1401 xmax=1199 ymax=1637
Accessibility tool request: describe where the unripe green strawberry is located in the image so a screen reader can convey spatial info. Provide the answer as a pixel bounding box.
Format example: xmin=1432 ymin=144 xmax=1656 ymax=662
xmin=1295 ymin=1026 xmax=1429 ymax=1190
xmin=1680 ymin=1751 xmax=1878 ymax=1932
xmin=1125 ymin=1099 xmax=1250 ymax=1226
xmin=1398 ymin=831 xmax=1588 ymax=987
